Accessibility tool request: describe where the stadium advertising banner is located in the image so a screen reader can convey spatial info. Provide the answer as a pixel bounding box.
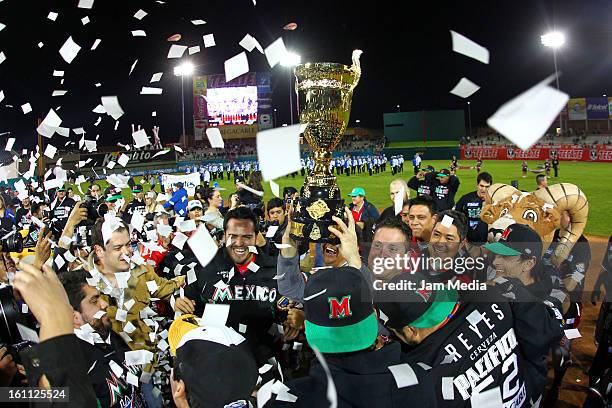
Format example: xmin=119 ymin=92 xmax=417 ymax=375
xmin=161 ymin=172 xmax=201 ymax=196
xmin=586 ymin=96 xmax=609 ymax=119
xmin=461 ymin=145 xmax=612 ymax=162
xmin=193 ymin=76 xmax=208 ymax=141
xmin=83 ymin=149 xmax=177 ymax=167
xmin=192 ymin=71 xmax=272 ymax=142
xmin=567 ymin=98 xmax=587 ymax=120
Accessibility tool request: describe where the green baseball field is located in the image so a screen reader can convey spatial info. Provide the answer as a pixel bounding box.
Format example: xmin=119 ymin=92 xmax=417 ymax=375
xmin=72 ymin=160 xmax=612 ymax=237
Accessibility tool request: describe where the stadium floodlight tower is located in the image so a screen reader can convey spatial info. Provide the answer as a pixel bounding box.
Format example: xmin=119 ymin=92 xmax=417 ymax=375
xmin=541 ymin=31 xmax=565 ymax=133
xmin=174 ymin=61 xmax=195 ymax=139
xmin=280 ymin=51 xmax=302 ymax=125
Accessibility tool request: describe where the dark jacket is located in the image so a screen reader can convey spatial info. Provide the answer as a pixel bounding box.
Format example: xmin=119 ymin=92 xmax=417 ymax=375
xmin=122 ymin=198 xmax=146 ymax=225
xmin=184 ymin=247 xmax=281 ymax=363
xmin=454 ymin=191 xmax=487 ymax=243
xmin=348 ymin=200 xmax=379 ymax=242
xmin=266 ymin=342 xmax=436 ymax=408
xmin=77 ymin=331 xmax=146 ymax=408
xmin=376 ymin=205 xmax=399 ymax=225
xmin=20 ymin=334 xmax=97 ymax=407
xmin=409 ymin=173 xmax=460 ymax=211
xmin=50 ymin=197 xmax=76 ymax=231
xmin=403 ymin=300 xmax=561 ymax=407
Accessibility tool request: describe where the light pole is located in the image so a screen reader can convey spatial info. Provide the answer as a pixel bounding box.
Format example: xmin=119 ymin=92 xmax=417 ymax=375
xmin=174 ymin=61 xmax=195 ymax=138
xmin=280 ymin=52 xmax=301 ymax=125
xmin=396 ymin=104 xmax=400 ymax=113
xmin=467 ymin=101 xmax=472 ymax=138
xmin=273 ymin=108 xmax=278 ymax=128
xmin=541 ymin=31 xmax=565 ymax=133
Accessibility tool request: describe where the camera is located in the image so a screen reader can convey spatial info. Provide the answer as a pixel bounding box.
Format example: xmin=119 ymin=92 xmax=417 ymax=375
xmin=79 ymin=195 xmax=108 ymax=226
xmin=0 ymin=224 xmax=23 ymax=253
xmin=0 ymin=286 xmax=34 ymax=363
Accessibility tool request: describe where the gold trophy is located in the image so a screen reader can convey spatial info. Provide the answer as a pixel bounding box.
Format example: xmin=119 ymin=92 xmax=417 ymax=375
xmin=290 ymin=50 xmax=362 ymax=243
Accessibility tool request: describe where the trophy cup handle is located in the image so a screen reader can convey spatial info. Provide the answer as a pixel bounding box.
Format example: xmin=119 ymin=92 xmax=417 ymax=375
xmin=350 ymin=49 xmax=363 ymax=89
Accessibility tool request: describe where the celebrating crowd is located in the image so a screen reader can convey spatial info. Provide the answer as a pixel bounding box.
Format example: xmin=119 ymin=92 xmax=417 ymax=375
xmin=0 ymin=160 xmax=609 ymax=408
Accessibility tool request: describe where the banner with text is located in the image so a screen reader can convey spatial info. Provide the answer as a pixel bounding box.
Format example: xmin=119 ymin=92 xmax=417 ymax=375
xmin=461 ymin=145 xmax=612 ymax=162
xmin=161 ymin=172 xmax=201 ymax=196
xmin=586 ymin=97 xmax=609 ymax=119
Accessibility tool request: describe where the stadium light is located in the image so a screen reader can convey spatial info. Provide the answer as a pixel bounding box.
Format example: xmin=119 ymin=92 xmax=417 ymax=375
xmin=174 ymin=62 xmax=195 ymax=76
xmin=280 ymin=52 xmax=301 ymax=67
xmin=174 ymin=62 xmax=195 ymax=138
xmin=355 ymin=119 xmax=361 ymax=124
xmin=281 ymin=51 xmax=301 ymax=125
xmin=540 ymin=31 xmax=565 ymax=49
xmin=541 ymin=31 xmax=565 ymax=133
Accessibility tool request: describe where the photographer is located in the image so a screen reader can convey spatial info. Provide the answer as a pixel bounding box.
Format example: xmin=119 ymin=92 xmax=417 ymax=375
xmin=13 ymin=262 xmax=97 ymax=406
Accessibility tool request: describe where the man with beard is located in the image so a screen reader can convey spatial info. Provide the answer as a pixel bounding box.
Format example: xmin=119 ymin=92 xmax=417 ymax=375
xmin=122 ymin=184 xmax=146 ymax=225
xmin=454 ymin=172 xmax=492 ymax=244
xmin=89 ymin=217 xmax=186 ymax=407
xmin=179 ymin=207 xmax=283 ymax=364
xmin=59 ymin=270 xmax=147 ymax=408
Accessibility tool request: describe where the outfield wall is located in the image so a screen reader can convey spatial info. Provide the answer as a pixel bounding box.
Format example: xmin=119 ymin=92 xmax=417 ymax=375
xmin=461 ymin=145 xmax=612 ymax=162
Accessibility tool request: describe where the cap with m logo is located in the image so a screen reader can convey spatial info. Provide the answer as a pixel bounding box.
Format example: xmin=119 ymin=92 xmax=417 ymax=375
xmin=328 ymin=295 xmax=352 ymax=319
xmin=303 ymin=266 xmax=378 ymax=354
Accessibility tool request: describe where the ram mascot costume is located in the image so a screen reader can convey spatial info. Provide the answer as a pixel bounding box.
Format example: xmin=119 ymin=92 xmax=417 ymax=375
xmin=480 ymin=182 xmax=588 ymax=268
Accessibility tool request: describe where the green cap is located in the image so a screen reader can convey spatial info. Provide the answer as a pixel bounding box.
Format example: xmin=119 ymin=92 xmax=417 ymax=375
xmin=347 ymin=187 xmax=366 ymax=197
xmin=483 ymin=242 xmax=521 ymax=256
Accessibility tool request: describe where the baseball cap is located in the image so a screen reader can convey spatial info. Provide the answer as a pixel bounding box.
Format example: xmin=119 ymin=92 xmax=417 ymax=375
xmin=347 ymin=187 xmax=366 ymax=197
xmin=57 ymin=185 xmax=66 ymax=192
xmin=436 ymin=168 xmax=450 ymax=177
xmin=187 ymin=200 xmax=203 ymax=211
xmin=484 ymin=223 xmax=543 ymax=259
xmin=376 ymin=273 xmax=459 ymax=330
xmin=132 ymin=184 xmax=143 ymax=193
xmin=303 ymin=266 xmax=378 ymax=353
xmin=168 ymin=315 xmax=257 ymax=407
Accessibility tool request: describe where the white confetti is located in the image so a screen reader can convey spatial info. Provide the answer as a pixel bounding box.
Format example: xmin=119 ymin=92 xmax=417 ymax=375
xmin=59 ymin=36 xmax=81 ymax=64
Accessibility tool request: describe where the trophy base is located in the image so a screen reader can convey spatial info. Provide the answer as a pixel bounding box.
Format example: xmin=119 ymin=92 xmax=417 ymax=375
xmin=289 ymin=184 xmax=346 ymax=244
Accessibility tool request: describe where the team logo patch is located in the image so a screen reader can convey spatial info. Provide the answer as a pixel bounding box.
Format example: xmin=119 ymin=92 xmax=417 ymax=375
xmin=500 ymin=227 xmax=511 ymax=241
xmin=328 ymin=295 xmax=352 ymax=319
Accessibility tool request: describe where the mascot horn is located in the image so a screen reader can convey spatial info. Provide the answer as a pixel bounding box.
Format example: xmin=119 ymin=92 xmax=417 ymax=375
xmin=481 ymin=183 xmax=588 ymax=266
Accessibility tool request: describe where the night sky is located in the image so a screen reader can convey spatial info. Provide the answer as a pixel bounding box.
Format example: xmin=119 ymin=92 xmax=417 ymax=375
xmin=1 ymin=0 xmax=612 ymax=150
